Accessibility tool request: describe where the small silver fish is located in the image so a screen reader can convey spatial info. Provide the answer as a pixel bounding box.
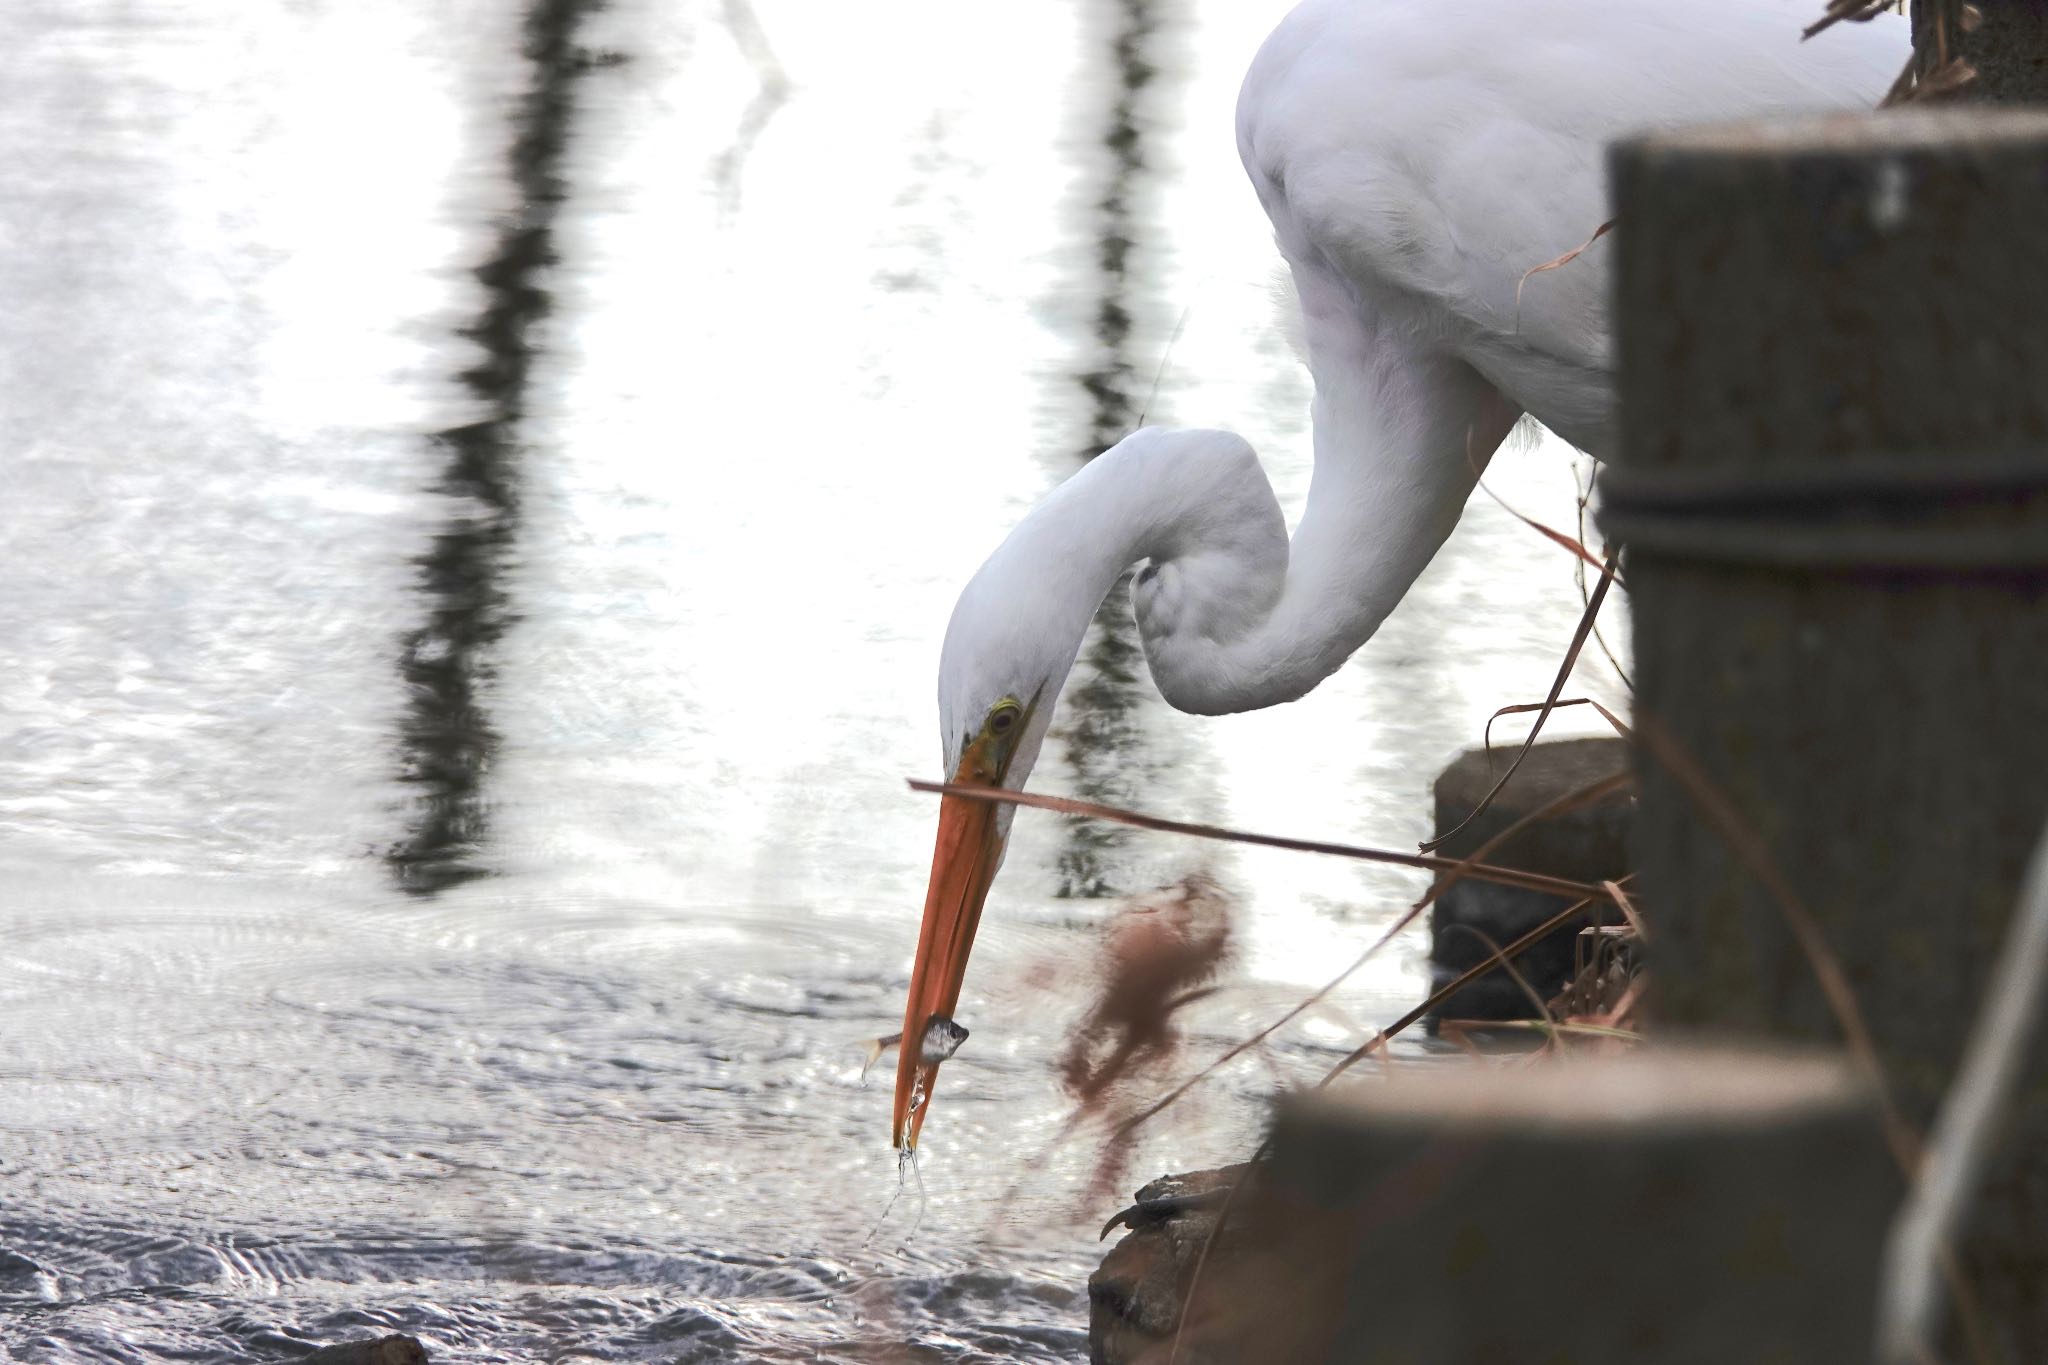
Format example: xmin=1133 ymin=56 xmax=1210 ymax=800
xmin=859 ymin=1014 xmax=971 ymax=1081
xmin=918 ymin=1014 xmax=970 ymax=1065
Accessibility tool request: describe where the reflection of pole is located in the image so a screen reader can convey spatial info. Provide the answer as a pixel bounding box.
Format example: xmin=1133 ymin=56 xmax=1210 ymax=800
xmin=1077 ymin=0 xmax=1156 ymax=457
xmin=1606 ymin=110 xmax=2048 ymax=1356
xmin=1057 ymin=0 xmax=1165 ymax=898
xmin=388 ymin=0 xmax=604 ymax=895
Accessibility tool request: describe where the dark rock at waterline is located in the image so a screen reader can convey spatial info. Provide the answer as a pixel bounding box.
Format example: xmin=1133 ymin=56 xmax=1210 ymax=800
xmin=1427 ymin=737 xmax=1633 ymax=1024
xmin=299 ymin=1335 xmax=428 ymax=1365
xmin=1090 ymin=1164 xmax=1256 ymax=1363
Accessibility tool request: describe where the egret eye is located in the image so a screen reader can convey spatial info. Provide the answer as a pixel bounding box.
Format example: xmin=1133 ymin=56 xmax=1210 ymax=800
xmin=988 ymin=704 xmax=1019 ymax=736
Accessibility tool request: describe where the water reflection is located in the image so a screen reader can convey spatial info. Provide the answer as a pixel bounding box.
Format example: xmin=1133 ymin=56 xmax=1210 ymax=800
xmin=391 ymin=0 xmax=611 ymax=894
xmin=1052 ymin=0 xmax=1170 ymax=898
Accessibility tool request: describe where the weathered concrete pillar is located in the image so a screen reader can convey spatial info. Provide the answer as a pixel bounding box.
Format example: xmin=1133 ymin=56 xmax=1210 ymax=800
xmin=1095 ymin=1049 xmax=1896 ymax=1365
xmin=1605 ymin=109 xmax=2048 ymax=1355
xmin=1427 ymin=738 xmax=1633 ymax=1023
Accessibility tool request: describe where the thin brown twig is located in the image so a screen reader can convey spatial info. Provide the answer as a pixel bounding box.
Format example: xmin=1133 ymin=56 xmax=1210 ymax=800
xmin=1803 ymin=0 xmax=1898 ymax=41
xmin=1513 ymin=218 xmax=1615 ymax=333
xmin=909 ymin=779 xmax=1612 ymax=901
xmin=1166 ymin=1137 xmax=1269 ymax=1365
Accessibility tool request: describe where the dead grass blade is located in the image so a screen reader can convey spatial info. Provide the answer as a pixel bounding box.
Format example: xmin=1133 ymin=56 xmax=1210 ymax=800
xmin=1443 ymin=1018 xmax=1643 ymax=1043
xmin=1572 ymin=457 xmax=1634 ymax=692
xmin=1474 ymin=477 xmax=1618 ymax=582
xmin=1514 ymin=218 xmax=1615 ymax=333
xmin=908 ymin=779 xmax=1609 ymax=901
xmin=1419 ymin=550 xmax=1619 ymax=853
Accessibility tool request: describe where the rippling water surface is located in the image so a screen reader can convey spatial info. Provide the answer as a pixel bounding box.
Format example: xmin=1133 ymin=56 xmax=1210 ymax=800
xmin=0 ymin=0 xmax=1625 ymax=1358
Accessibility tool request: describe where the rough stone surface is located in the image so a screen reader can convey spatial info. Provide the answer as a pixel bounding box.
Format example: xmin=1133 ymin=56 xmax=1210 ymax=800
xmin=1089 ymin=1165 xmax=1252 ymax=1365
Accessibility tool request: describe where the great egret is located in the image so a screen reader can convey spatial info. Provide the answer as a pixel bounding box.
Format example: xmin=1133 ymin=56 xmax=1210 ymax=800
xmin=894 ymin=0 xmax=1906 ymax=1149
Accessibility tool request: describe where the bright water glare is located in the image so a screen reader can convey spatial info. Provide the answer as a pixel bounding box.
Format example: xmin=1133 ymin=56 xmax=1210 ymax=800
xmin=0 ymin=0 xmax=1627 ymax=1359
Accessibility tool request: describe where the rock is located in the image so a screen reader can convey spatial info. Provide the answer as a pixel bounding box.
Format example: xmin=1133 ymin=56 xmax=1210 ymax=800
xmin=1089 ymin=1165 xmax=1253 ymax=1363
xmin=299 ymin=1335 xmax=428 ymax=1365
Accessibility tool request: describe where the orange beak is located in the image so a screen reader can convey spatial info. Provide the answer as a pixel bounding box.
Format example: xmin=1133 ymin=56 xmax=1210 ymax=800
xmin=892 ymin=777 xmax=1004 ymax=1149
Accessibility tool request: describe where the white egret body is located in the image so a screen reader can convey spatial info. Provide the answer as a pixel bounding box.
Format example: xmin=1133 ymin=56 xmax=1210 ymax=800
xmin=895 ymin=0 xmax=1907 ymax=1147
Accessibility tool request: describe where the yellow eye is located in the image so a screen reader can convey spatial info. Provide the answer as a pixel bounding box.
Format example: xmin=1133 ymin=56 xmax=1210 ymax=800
xmin=987 ymin=701 xmax=1021 ymax=737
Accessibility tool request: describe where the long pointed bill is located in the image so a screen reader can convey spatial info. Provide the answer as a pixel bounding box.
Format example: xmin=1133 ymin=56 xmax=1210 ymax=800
xmin=893 ymin=784 xmax=1003 ymax=1149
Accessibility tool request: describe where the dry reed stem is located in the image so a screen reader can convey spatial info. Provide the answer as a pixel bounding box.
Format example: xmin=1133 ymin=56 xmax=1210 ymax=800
xmin=1514 ymin=218 xmax=1616 ymax=333
xmin=1572 ymin=457 xmax=1635 ymax=692
xmin=908 ymin=779 xmax=1614 ymax=902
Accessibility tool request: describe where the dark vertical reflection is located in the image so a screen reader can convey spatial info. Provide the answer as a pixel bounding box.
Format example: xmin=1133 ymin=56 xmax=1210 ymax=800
xmin=388 ymin=0 xmax=611 ymax=895
xmin=1054 ymin=0 xmax=1170 ymax=898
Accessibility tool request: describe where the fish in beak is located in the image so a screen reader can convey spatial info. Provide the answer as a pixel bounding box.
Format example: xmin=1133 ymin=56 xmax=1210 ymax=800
xmin=892 ymin=784 xmax=1004 ymax=1149
xmin=893 ymin=692 xmax=1035 ymax=1149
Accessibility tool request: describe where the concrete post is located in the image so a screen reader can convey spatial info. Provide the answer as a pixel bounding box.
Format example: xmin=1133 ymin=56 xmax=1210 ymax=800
xmin=1605 ymin=109 xmax=2048 ymax=1355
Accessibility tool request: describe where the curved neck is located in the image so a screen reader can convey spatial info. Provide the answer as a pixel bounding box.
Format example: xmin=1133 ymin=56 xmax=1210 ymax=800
xmin=1180 ymin=345 xmax=1509 ymax=712
xmin=1063 ymin=358 xmax=1496 ymax=714
xmin=943 ymin=354 xmax=1513 ymax=769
